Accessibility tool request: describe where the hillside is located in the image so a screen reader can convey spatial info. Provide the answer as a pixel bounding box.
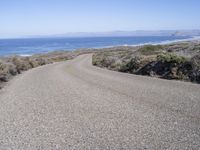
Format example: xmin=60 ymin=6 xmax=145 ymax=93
xmin=93 ymin=41 xmax=200 ymax=83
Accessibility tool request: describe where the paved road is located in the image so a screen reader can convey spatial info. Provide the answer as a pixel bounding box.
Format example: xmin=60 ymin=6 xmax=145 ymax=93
xmin=0 ymin=54 xmax=200 ymax=149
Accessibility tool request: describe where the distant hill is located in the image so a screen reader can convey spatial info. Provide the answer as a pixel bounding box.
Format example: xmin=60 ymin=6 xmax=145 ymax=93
xmin=29 ymin=30 xmax=200 ymax=38
xmin=171 ymin=30 xmax=200 ymax=36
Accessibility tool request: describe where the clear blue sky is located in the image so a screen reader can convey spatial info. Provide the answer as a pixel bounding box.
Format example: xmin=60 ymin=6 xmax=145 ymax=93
xmin=0 ymin=0 xmax=199 ymax=38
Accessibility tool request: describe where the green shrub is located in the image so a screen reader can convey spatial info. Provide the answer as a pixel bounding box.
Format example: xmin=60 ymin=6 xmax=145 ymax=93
xmin=120 ymin=56 xmax=142 ymax=73
xmin=139 ymin=45 xmax=163 ymax=55
xmin=92 ymin=54 xmax=103 ymax=66
xmin=0 ymin=61 xmax=17 ymax=81
xmin=157 ymin=53 xmax=187 ymax=64
xmin=191 ymin=54 xmax=200 ymax=68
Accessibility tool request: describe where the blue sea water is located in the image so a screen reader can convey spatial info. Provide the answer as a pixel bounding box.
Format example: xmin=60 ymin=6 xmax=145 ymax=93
xmin=0 ymin=36 xmax=193 ymax=56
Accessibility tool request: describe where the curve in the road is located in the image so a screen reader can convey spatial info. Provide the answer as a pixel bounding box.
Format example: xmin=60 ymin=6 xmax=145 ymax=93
xmin=0 ymin=54 xmax=200 ymax=149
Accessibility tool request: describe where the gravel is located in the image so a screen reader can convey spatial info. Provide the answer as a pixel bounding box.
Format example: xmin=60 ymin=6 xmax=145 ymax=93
xmin=0 ymin=54 xmax=200 ymax=149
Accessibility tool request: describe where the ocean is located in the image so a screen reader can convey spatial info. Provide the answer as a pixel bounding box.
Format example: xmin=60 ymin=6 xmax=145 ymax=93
xmin=0 ymin=36 xmax=195 ymax=56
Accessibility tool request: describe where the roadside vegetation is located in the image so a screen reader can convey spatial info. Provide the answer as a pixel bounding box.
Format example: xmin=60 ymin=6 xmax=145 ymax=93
xmin=93 ymin=41 xmax=200 ymax=83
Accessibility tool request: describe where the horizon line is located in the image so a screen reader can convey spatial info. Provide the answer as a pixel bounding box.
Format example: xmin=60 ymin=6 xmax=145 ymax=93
xmin=1 ymin=29 xmax=200 ymax=39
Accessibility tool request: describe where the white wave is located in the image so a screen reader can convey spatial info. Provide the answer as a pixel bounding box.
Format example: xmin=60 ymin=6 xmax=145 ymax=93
xmin=127 ymin=36 xmax=200 ymax=47
xmin=19 ymin=54 xmax=32 ymax=57
xmin=92 ymin=36 xmax=200 ymax=50
xmin=153 ymin=36 xmax=200 ymax=45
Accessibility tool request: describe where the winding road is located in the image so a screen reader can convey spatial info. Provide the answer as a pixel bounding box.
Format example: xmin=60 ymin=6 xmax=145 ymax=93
xmin=0 ymin=54 xmax=200 ymax=149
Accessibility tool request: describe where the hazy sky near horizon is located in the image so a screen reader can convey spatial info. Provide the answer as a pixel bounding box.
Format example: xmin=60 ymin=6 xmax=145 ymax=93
xmin=0 ymin=0 xmax=199 ymax=38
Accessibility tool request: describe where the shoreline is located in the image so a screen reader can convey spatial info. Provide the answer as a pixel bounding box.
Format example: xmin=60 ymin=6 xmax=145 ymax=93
xmin=0 ymin=36 xmax=198 ymax=59
xmin=1 ymin=36 xmax=199 ymax=57
xmin=90 ymin=36 xmax=200 ymax=50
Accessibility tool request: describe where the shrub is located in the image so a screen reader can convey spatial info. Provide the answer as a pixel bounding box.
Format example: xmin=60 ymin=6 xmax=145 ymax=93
xmin=120 ymin=56 xmax=142 ymax=73
xmin=191 ymin=54 xmax=200 ymax=68
xmin=190 ymin=54 xmax=200 ymax=83
xmin=139 ymin=45 xmax=163 ymax=55
xmin=157 ymin=53 xmax=187 ymax=64
xmin=34 ymin=58 xmax=49 ymax=66
xmin=92 ymin=54 xmax=102 ymax=66
xmin=0 ymin=61 xmax=17 ymax=82
xmin=9 ymin=57 xmax=31 ymax=73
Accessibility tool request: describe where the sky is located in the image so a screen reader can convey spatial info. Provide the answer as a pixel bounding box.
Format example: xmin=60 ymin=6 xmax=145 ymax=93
xmin=0 ymin=0 xmax=200 ymax=38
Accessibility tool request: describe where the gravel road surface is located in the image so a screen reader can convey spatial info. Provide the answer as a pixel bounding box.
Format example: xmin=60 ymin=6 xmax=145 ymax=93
xmin=0 ymin=54 xmax=200 ymax=149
